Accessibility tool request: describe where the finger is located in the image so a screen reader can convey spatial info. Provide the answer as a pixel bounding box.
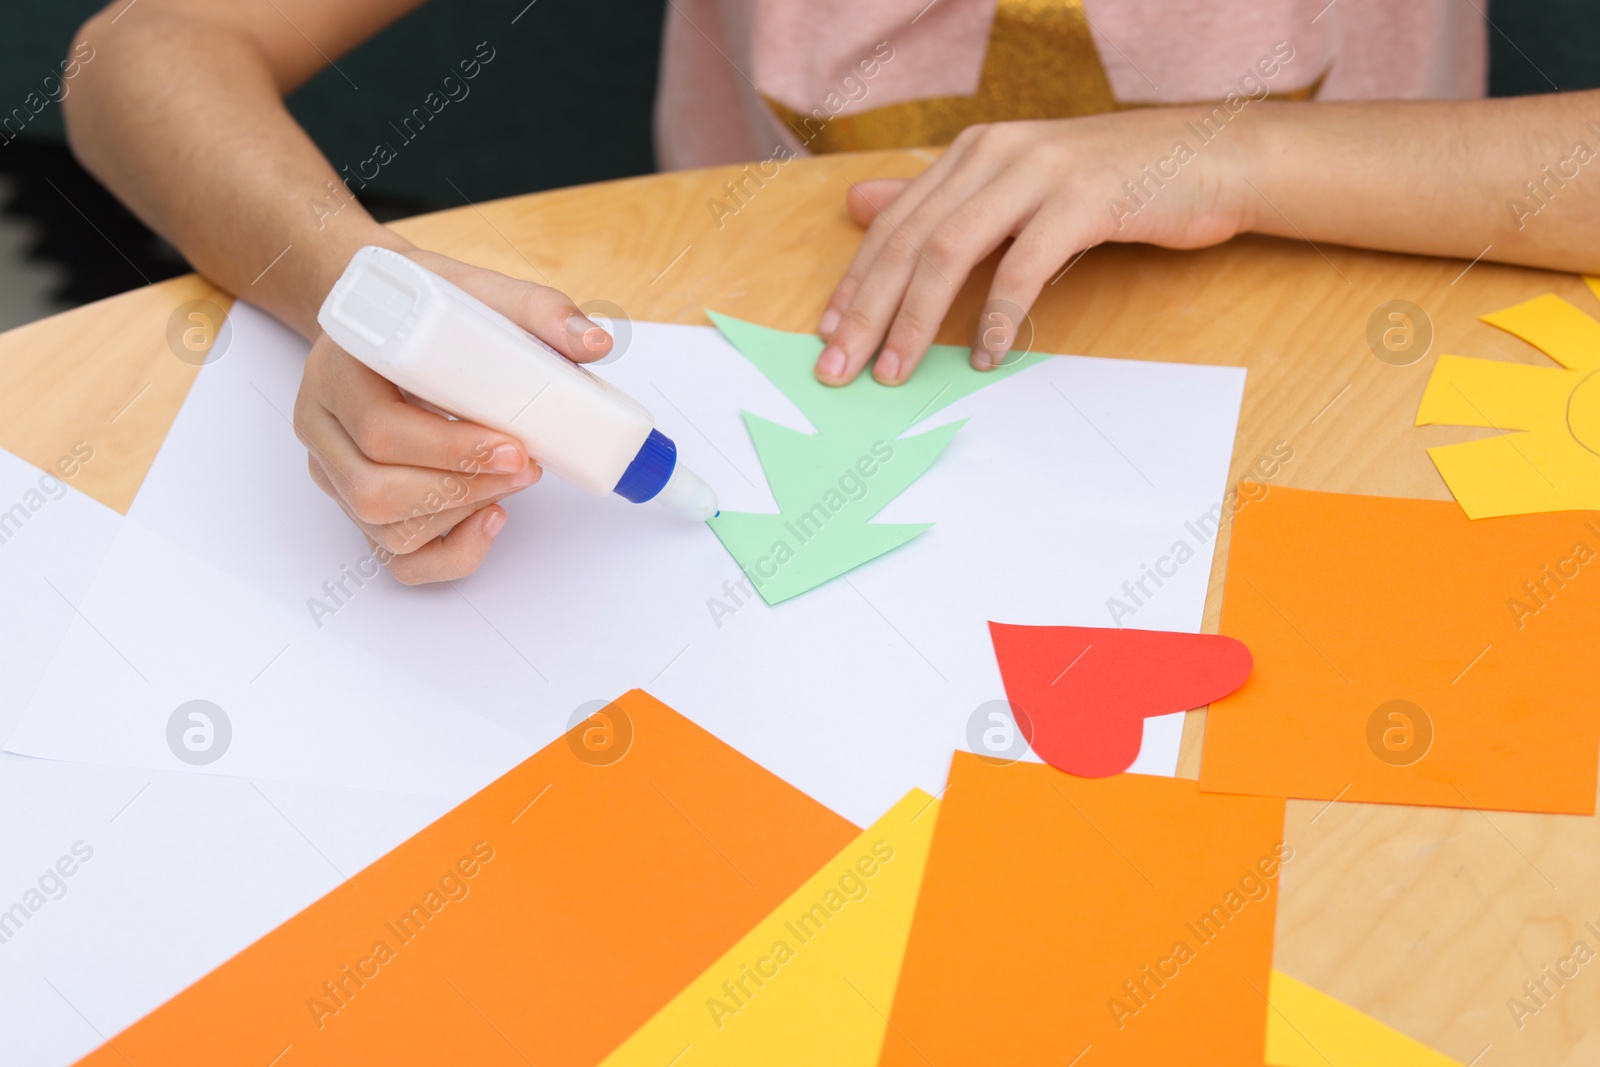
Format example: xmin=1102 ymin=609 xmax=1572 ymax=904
xmin=818 ymin=127 xmax=986 ymax=340
xmin=817 ymin=144 xmax=1008 ymax=384
xmin=819 ymin=216 xmax=941 ymax=387
xmin=977 ymin=206 xmax=1099 ymax=370
xmin=408 ymin=250 xmax=614 ymax=365
xmin=384 ymin=505 xmax=507 ymax=585
xmin=844 ymin=178 xmax=911 ymax=226
xmin=372 ymin=496 xmax=508 ymax=557
xmin=875 ymin=178 xmax=1039 ymax=384
xmin=821 ymin=179 xmax=916 ymax=341
xmin=303 ymin=401 xmax=539 ymax=525
xmin=821 ymin=151 xmax=971 ymax=340
xmin=818 ymin=166 xmax=1009 ymax=385
xmin=324 ymin=349 xmax=532 ymax=475
xmin=307 ymin=453 xmax=514 ymax=556
xmin=304 ymin=339 xmax=532 ymax=475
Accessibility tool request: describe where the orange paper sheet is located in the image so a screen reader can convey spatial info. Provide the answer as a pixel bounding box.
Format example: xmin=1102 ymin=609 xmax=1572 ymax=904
xmin=79 ymin=690 xmax=857 ymax=1067
xmin=1201 ymin=486 xmax=1600 ymax=814
xmin=880 ymin=753 xmax=1287 ymax=1066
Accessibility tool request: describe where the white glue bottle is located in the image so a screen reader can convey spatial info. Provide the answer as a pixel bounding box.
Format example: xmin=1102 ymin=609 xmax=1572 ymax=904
xmin=318 ymin=246 xmax=719 ymax=521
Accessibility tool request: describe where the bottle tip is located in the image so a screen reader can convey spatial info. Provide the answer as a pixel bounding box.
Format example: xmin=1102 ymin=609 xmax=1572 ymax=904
xmin=655 ymin=463 xmax=720 ymax=522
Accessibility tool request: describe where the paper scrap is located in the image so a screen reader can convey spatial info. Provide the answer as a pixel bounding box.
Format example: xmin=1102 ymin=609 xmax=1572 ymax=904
xmin=705 ymin=311 xmax=1049 ymax=603
xmin=1416 ymin=293 xmax=1600 ymax=517
xmin=598 ymin=789 xmax=937 ymax=1066
xmin=1200 ymin=485 xmax=1600 ymax=814
xmin=881 ymin=753 xmax=1287 ymax=1065
xmin=74 ymin=691 xmax=858 ymax=1067
xmin=1266 ymin=970 xmax=1463 ymax=1066
xmin=989 ymin=622 xmax=1252 ymax=777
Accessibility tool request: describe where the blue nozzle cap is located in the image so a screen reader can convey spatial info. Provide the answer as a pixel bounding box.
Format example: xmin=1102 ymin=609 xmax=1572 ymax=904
xmin=613 ymin=428 xmax=678 ymax=503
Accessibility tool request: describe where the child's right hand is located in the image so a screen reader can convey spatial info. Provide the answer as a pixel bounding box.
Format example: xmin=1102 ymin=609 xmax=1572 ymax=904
xmin=292 ymin=249 xmax=614 ymax=584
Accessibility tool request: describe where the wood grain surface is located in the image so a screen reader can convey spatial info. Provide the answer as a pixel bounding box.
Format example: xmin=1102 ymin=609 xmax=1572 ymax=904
xmin=2 ymin=149 xmax=1594 ymax=1062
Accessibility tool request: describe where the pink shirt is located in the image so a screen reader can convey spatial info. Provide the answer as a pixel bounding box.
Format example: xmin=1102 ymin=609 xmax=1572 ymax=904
xmin=656 ymin=0 xmax=1486 ymax=169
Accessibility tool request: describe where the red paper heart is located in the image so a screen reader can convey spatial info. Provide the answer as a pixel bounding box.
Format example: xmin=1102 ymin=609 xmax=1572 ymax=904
xmin=988 ymin=622 xmax=1253 ymax=778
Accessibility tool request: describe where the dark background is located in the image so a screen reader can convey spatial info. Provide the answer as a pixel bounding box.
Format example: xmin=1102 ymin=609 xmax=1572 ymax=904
xmin=0 ymin=0 xmax=1593 ymax=321
xmin=0 ymin=0 xmax=667 ymax=316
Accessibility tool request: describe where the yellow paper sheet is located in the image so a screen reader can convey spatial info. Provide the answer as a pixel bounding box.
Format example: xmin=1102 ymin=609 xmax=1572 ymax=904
xmin=1415 ymin=293 xmax=1600 ymax=517
xmin=1266 ymin=970 xmax=1463 ymax=1066
xmin=597 ymin=790 xmax=938 ymax=1067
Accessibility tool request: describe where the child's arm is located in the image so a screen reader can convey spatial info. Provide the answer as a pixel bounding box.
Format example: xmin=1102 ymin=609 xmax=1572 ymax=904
xmin=66 ymin=0 xmax=610 ymax=582
xmin=814 ymin=92 xmax=1600 ymax=386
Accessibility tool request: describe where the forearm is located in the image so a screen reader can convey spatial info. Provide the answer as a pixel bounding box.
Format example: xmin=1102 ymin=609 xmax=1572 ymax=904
xmin=1241 ymin=91 xmax=1600 ymax=274
xmin=64 ymin=6 xmax=413 ymax=338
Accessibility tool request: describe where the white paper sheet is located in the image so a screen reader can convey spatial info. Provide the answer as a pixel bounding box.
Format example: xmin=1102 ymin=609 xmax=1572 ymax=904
xmin=0 ymin=445 xmax=454 ymax=1065
xmin=3 ymin=514 xmax=531 ymax=797
xmin=8 ymin=303 xmax=1245 ymax=825
xmin=0 ymin=447 xmax=121 ymax=741
xmin=0 ymin=751 xmax=449 ymax=1066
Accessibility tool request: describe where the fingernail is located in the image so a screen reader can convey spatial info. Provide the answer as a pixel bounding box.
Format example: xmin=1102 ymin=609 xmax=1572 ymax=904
xmin=483 ymin=508 xmax=506 ymax=539
xmin=511 ymin=465 xmax=537 ymax=489
xmin=818 ymin=307 xmax=840 ymax=336
xmin=875 ymin=349 xmax=900 ymax=383
xmin=818 ymin=344 xmax=846 ymax=378
xmin=567 ymin=314 xmax=611 ymax=353
xmin=490 ymin=443 xmax=524 ymax=472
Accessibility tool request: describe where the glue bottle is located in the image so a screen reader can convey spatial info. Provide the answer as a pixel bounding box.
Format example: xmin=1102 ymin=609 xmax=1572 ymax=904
xmin=318 ymin=246 xmax=719 ymax=521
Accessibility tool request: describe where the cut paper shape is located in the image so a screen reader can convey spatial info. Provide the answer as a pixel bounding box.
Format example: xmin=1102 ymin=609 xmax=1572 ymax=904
xmin=881 ymin=753 xmax=1287 ymax=1066
xmin=1200 ymin=485 xmax=1600 ymax=814
xmin=705 ymin=311 xmax=1049 ymax=603
xmin=989 ymin=622 xmax=1252 ymax=777
xmin=598 ymin=789 xmax=937 ymax=1066
xmin=1266 ymin=970 xmax=1463 ymax=1066
xmin=76 ymin=691 xmax=858 ymax=1067
xmin=1416 ymin=293 xmax=1600 ymax=517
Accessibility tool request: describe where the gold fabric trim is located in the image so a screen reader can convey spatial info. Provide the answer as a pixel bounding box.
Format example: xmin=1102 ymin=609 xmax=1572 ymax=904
xmin=766 ymin=0 xmax=1326 ymax=154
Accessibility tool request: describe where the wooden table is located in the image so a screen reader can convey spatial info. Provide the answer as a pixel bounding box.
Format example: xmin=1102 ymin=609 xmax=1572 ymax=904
xmin=1 ymin=149 xmax=1593 ymax=1064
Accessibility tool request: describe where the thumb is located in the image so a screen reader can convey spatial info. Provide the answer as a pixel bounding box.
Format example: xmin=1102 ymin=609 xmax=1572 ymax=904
xmin=404 ymin=249 xmax=615 ymax=365
xmin=845 ymin=178 xmax=911 ymax=227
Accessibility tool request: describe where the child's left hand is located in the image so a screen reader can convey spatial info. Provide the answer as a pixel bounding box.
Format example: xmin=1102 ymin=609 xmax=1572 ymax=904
xmin=812 ymin=112 xmax=1253 ymax=386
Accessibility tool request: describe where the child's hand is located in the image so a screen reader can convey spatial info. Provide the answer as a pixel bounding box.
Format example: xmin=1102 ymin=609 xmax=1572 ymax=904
xmin=293 ymin=249 xmax=613 ymax=584
xmin=813 ymin=112 xmax=1252 ymax=386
